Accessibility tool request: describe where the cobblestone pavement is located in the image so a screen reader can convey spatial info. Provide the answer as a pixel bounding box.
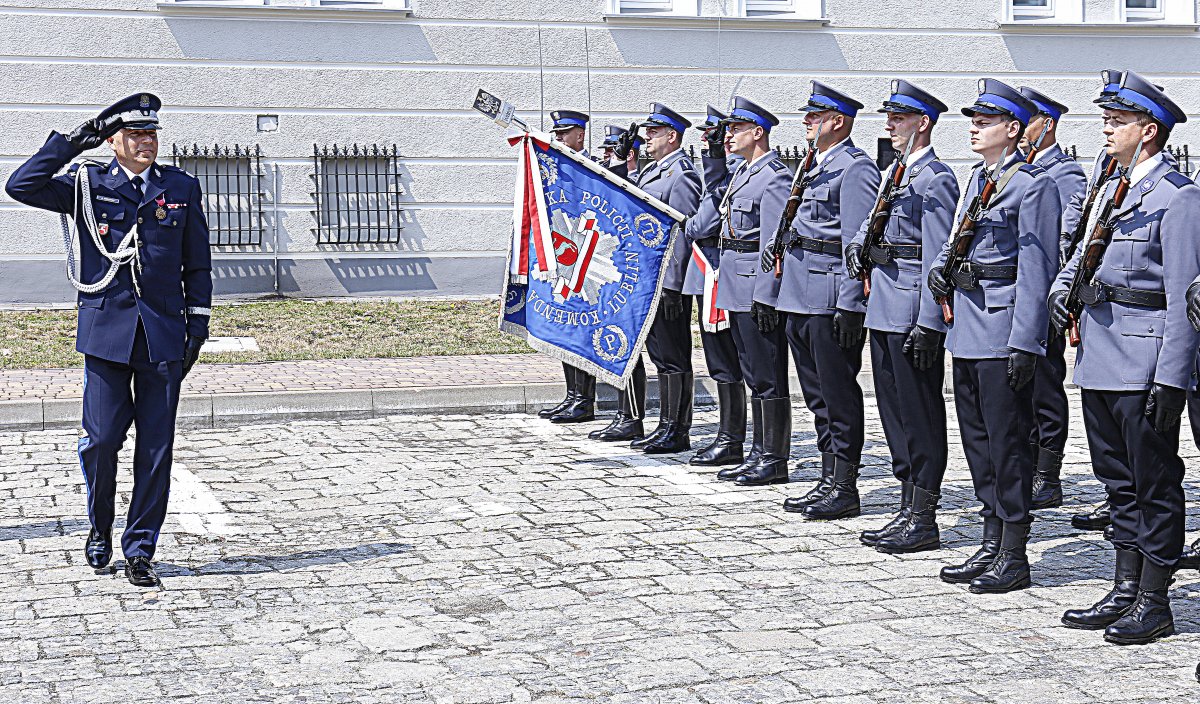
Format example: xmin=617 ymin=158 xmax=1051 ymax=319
xmin=1 ymin=388 xmax=1198 ymax=703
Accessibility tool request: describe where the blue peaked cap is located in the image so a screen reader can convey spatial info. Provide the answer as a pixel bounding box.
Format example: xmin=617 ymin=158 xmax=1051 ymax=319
xmin=878 ymin=79 xmax=947 ymax=122
xmin=721 ymin=96 xmax=779 ymax=132
xmin=601 ymin=125 xmax=643 ymax=150
xmin=1018 ymin=86 xmax=1069 ymax=122
xmin=640 ymin=103 xmax=691 ymax=134
xmin=962 ymin=78 xmax=1036 ymax=126
xmin=1099 ymin=70 xmax=1186 ymax=129
xmin=550 ymin=109 xmax=589 ymax=131
xmin=800 ymin=81 xmax=863 ymax=117
xmin=697 ymin=105 xmax=727 ymax=130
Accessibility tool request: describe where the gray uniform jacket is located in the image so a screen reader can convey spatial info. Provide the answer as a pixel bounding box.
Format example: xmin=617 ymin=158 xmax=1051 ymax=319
xmin=631 ymin=148 xmax=702 ymax=293
xmin=774 ymin=139 xmax=881 ymax=316
xmin=931 ymin=153 xmax=1061 ymax=359
xmin=1051 ymin=156 xmax=1200 ymax=391
xmin=715 ymin=150 xmax=793 ymax=313
xmin=1034 ymin=144 xmax=1087 ymax=252
xmin=682 ymin=153 xmax=740 ymax=296
xmin=850 ymin=148 xmax=959 ymax=334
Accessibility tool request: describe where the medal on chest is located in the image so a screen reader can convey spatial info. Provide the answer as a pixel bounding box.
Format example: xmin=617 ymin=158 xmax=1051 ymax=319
xmin=154 ymin=194 xmax=167 ymax=221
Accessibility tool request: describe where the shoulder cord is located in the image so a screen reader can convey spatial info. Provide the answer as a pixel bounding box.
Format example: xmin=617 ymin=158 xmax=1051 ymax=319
xmin=58 ymin=165 xmax=142 ymax=296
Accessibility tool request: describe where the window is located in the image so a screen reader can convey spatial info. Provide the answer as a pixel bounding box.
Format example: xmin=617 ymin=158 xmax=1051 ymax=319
xmin=1009 ymin=0 xmax=1055 ymax=18
xmin=738 ymin=0 xmax=822 ymax=17
xmin=607 ymin=0 xmax=820 ymax=18
xmin=1004 ymin=0 xmax=1085 ymax=21
xmin=1124 ymin=0 xmax=1165 ymax=19
xmin=1119 ymin=0 xmax=1193 ymax=22
xmin=607 ymin=0 xmax=701 ymax=15
xmin=312 ymin=144 xmax=404 ymax=246
xmin=172 ymin=144 xmax=266 ymax=247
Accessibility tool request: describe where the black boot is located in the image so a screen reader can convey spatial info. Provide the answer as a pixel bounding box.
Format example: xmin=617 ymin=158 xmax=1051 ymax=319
xmin=540 ymin=363 xmax=576 ymax=419
xmin=589 ymin=365 xmax=646 ymax=441
xmin=550 ymin=369 xmax=595 ymax=423
xmin=718 ymin=397 xmax=761 ymax=481
xmin=691 ymin=382 xmax=746 ymax=466
xmin=876 ymin=485 xmax=941 ymax=554
xmin=643 ymin=372 xmax=692 ymax=454
xmin=631 ymin=373 xmax=670 ymax=450
xmin=782 ymin=453 xmax=834 ymax=512
xmin=941 ymin=517 xmax=1002 ymax=584
xmin=1105 ymin=561 xmax=1175 ymax=645
xmin=1071 ymin=500 xmax=1111 ymax=531
xmin=861 ymin=481 xmax=913 ymax=547
xmin=1062 ymin=549 xmax=1142 ymax=629
xmin=969 ymin=521 xmax=1032 ymax=594
xmin=800 ymin=458 xmax=860 ymax=520
xmin=1031 ymin=446 xmax=1064 ymax=510
xmin=1177 ymin=537 xmax=1200 ymax=571
xmin=733 ymin=397 xmax=790 ymax=486
xmin=85 ymin=528 xmax=112 ymax=570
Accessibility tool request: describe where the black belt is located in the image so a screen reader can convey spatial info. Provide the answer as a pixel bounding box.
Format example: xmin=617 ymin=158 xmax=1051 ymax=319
xmin=868 ymin=242 xmax=921 ymax=265
xmin=695 ymin=236 xmax=719 ymax=248
xmin=788 ymin=235 xmax=841 ymax=256
xmin=720 ymin=238 xmax=758 ymax=253
xmin=1079 ymin=282 xmax=1166 ymax=309
xmin=949 ymin=261 xmax=1017 ymax=291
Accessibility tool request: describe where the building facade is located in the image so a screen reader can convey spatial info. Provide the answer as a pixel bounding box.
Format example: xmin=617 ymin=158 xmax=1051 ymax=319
xmin=1 ymin=0 xmax=1198 ymax=303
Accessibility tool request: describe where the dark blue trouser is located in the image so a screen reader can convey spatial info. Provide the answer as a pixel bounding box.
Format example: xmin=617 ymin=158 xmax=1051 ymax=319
xmin=786 ymin=313 xmax=865 ymax=464
xmin=728 ymin=310 xmax=789 ymax=400
xmin=1082 ymin=389 xmax=1184 ymax=569
xmin=953 ymin=358 xmax=1035 ymax=524
xmin=870 ymin=330 xmax=947 ymax=491
xmin=645 ymin=293 xmax=693 ymax=375
xmin=1029 ymin=330 xmax=1070 ymax=454
xmin=78 ymin=325 xmax=182 ymax=560
xmin=698 ymin=301 xmax=742 ymax=385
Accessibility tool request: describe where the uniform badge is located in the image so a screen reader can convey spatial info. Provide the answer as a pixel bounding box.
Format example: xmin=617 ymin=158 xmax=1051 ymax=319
xmin=97 ymin=223 xmax=109 ymax=237
xmin=154 ymin=194 xmax=167 ymax=221
xmin=1141 ymin=180 xmax=1153 ymax=193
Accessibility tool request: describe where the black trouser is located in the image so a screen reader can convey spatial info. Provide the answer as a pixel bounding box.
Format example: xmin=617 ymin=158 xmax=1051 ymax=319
xmin=728 ymin=310 xmax=789 ymax=399
xmin=645 ymin=292 xmax=693 ymax=375
xmin=1082 ymin=389 xmax=1184 ymax=570
xmin=870 ymin=330 xmax=947 ymax=491
xmin=698 ymin=305 xmax=742 ymax=385
xmin=1029 ymin=330 xmax=1070 ymax=454
xmin=953 ymin=358 xmax=1035 ymax=524
xmin=786 ymin=313 xmax=865 ymax=465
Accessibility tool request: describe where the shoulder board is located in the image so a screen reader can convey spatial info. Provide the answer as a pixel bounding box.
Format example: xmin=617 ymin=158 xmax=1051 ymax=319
xmin=1163 ymin=171 xmax=1190 ymax=188
xmin=1018 ymin=162 xmax=1044 ymax=176
xmin=160 ymin=164 xmax=194 ymax=178
xmin=769 ymin=159 xmax=789 ymax=173
xmin=679 ymin=159 xmax=694 ymax=171
xmin=845 ymin=146 xmax=868 ymax=159
xmin=926 ymin=160 xmax=955 ymax=176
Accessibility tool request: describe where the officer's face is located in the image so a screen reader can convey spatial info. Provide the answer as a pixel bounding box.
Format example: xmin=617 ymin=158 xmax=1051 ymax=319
xmin=724 ymin=121 xmax=761 ymax=157
xmin=884 ymin=112 xmax=925 ymax=150
xmin=1103 ymin=109 xmax=1152 ymax=163
xmin=108 ymin=128 xmax=159 ymax=168
xmin=968 ymin=114 xmax=1019 ymax=156
xmin=803 ymin=110 xmax=832 ymax=139
xmin=1021 ymin=115 xmax=1052 ymax=152
xmin=554 ymin=126 xmax=585 ymax=152
xmin=643 ymin=124 xmax=676 ymax=160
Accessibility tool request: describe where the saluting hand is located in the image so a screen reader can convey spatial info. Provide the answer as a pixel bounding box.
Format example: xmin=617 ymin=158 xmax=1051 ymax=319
xmin=613 ymin=122 xmax=639 ymax=162
xmin=704 ymin=124 xmax=727 ymax=159
xmin=66 ymin=115 xmax=124 ymax=152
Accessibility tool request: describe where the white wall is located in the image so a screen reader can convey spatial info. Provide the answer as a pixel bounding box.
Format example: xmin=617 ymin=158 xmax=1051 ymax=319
xmin=1 ymin=0 xmax=1198 ymax=301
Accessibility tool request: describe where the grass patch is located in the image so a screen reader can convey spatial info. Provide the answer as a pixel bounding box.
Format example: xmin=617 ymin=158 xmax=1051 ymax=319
xmin=0 ymin=298 xmax=533 ymax=369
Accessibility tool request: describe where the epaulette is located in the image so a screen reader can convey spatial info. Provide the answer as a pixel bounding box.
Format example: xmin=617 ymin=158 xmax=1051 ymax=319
xmin=1018 ymin=162 xmax=1045 ymax=177
xmin=160 ymin=164 xmax=194 ymax=178
xmin=769 ymin=159 xmax=789 ymax=173
xmin=845 ymin=146 xmax=869 ymax=160
xmin=926 ymin=160 xmax=955 ymax=176
xmin=679 ymin=159 xmax=694 ymax=171
xmin=1163 ymin=171 xmax=1190 ymax=189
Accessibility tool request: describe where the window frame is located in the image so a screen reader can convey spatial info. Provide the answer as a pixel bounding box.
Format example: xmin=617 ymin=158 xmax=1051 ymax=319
xmin=606 ymin=0 xmax=702 ymax=16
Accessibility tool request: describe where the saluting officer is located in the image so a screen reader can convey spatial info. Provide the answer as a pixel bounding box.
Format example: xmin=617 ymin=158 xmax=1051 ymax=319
xmin=539 ymin=110 xmax=597 ymax=424
xmin=1018 ymin=86 xmax=1087 ymax=511
xmin=6 ymin=94 xmax=212 ymax=588
xmin=600 ymin=125 xmax=641 ymax=179
xmin=596 ymin=104 xmax=702 ymax=453
xmin=769 ymin=82 xmax=881 ymax=516
xmin=845 ymin=81 xmax=958 ymax=552
xmin=1050 ymin=72 xmax=1200 ymax=645
xmin=712 ymin=97 xmax=794 ymax=486
xmin=928 ymin=80 xmax=1060 ymax=594
xmin=684 ymin=106 xmax=749 ymax=468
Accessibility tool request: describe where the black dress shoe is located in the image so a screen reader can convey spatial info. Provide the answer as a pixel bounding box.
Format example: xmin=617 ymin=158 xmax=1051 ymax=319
xmin=782 ymin=453 xmax=834 ymax=513
xmin=691 ymin=382 xmax=746 ymax=466
xmin=969 ymin=521 xmax=1031 ymax=594
xmin=1177 ymin=538 xmax=1200 ymax=571
xmin=941 ymin=517 xmax=1002 ymax=584
xmin=876 ymin=486 xmax=941 ymax=554
xmin=125 ymin=557 xmax=161 ymax=588
xmin=1071 ymin=500 xmax=1111 ymax=531
xmin=589 ymin=412 xmax=644 ymax=441
xmin=1062 ymin=549 xmax=1141 ymax=630
xmin=800 ymin=458 xmax=860 ymax=521
xmin=642 ymin=373 xmax=693 ymax=454
xmin=1105 ymin=561 xmax=1174 ymax=645
xmin=1030 ymin=446 xmax=1064 ymax=510
xmin=733 ymin=398 xmax=790 ymax=487
xmin=1103 ymin=523 xmax=1115 ymax=541
xmin=861 ymin=481 xmax=912 ymax=546
xmin=550 ymin=371 xmax=595 ymax=423
xmin=85 ymin=528 xmax=113 ymax=570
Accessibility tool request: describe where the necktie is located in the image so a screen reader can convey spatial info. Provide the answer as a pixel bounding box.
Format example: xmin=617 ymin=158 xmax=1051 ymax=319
xmin=131 ymin=175 xmax=144 ymax=197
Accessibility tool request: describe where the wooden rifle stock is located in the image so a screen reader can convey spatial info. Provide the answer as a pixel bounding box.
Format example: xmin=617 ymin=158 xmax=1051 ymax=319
xmin=773 ymin=145 xmax=818 ymax=279
xmin=937 ymin=164 xmax=1004 ymax=324
xmin=1065 ymin=158 xmax=1119 ymax=263
xmin=860 ymin=153 xmax=911 ymax=296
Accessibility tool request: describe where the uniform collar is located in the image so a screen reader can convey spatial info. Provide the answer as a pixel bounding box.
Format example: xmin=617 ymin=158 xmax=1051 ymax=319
xmin=640 ymin=147 xmax=685 ymax=183
xmin=1128 ymin=151 xmax=1164 ymax=186
xmin=815 ymin=137 xmax=850 ymax=166
xmin=1113 ymin=153 xmax=1170 ymax=220
xmin=1031 ymin=141 xmax=1064 ymax=165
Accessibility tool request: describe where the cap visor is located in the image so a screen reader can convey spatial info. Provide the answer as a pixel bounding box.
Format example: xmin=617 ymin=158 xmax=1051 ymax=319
xmin=122 ymin=122 xmax=161 ymax=130
xmin=878 ymin=104 xmax=922 ymax=115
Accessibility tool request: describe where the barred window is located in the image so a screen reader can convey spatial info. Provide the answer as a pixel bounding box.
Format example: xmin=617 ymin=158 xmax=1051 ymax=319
xmin=171 ymin=143 xmax=266 ymax=247
xmin=311 ymin=143 xmax=404 ymax=245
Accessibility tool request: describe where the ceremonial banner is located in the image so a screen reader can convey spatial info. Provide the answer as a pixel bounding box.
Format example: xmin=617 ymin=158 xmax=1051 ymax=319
xmin=500 ymin=130 xmax=685 ymax=388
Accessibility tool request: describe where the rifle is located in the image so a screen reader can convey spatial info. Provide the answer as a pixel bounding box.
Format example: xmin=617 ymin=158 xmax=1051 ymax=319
xmin=1062 ymin=140 xmax=1143 ymax=347
xmin=936 ymin=147 xmax=1010 ymax=324
xmin=1063 ymin=156 xmax=1119 ymax=263
xmin=859 ymin=132 xmax=916 ymax=296
xmin=770 ymin=121 xmax=824 ymax=278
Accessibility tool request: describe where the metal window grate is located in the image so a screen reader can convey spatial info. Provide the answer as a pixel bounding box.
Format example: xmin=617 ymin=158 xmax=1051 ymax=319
xmin=1167 ymin=144 xmax=1191 ymax=177
xmin=311 ymin=143 xmax=403 ymax=245
xmin=172 ymin=143 xmax=266 ymax=247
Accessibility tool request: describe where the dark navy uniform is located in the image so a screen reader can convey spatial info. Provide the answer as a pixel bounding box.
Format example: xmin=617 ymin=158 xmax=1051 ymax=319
xmin=5 ymin=94 xmax=211 ymax=571
xmin=848 ymin=81 xmax=958 ymax=552
xmin=1019 ymin=86 xmax=1088 ymax=510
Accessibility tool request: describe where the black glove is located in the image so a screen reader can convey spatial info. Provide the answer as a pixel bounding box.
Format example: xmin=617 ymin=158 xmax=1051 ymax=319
xmin=902 ymin=325 xmax=944 ymax=371
xmin=1187 ymin=280 xmax=1200 ymax=333
xmin=660 ymin=288 xmax=684 ymax=322
xmin=704 ymin=123 xmax=727 ymax=159
xmin=613 ymin=122 xmax=639 ymax=162
xmin=182 ymin=336 xmax=205 ymax=378
xmin=760 ymin=244 xmax=777 ymax=273
xmin=844 ymin=243 xmax=865 ymax=280
xmin=1047 ymin=289 xmax=1071 ymax=336
xmin=66 ymin=115 xmax=123 ymax=152
xmin=927 ymin=266 xmax=952 ymax=300
xmin=751 ymin=301 xmax=779 ymax=334
xmin=1006 ymin=348 xmax=1036 ymax=391
xmin=832 ymin=309 xmax=866 ymax=349
xmin=1145 ymin=383 xmax=1186 ymax=432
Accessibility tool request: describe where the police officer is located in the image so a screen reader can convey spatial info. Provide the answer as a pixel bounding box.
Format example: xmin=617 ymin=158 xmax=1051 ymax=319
xmin=1050 ymin=72 xmax=1200 ymax=644
xmin=6 ymin=94 xmax=212 ymax=588
xmin=594 ymin=104 xmax=702 ymax=453
xmin=600 ymin=125 xmax=641 ymax=178
xmin=712 ymin=97 xmax=794 ymax=486
xmin=845 ymin=81 xmax=958 ymax=551
xmin=539 ymin=109 xmax=597 ymax=424
xmin=928 ymin=80 xmax=1060 ymax=594
xmin=1018 ymin=86 xmax=1088 ymax=511
xmin=769 ymin=82 xmax=880 ymax=517
xmin=685 ymin=106 xmax=749 ymax=467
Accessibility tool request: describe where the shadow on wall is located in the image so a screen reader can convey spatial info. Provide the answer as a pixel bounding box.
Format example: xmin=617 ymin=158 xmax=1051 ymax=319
xmin=1002 ymin=34 xmax=1200 ymax=73
xmin=606 ymin=27 xmax=849 ymax=72
xmin=162 ymin=17 xmax=436 ymax=63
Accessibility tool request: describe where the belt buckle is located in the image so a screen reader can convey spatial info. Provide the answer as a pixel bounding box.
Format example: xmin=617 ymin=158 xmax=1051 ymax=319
xmin=868 ymin=245 xmax=892 ymax=265
xmin=1079 ymin=282 xmax=1104 ymax=306
xmin=952 ymin=262 xmax=979 ymax=291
